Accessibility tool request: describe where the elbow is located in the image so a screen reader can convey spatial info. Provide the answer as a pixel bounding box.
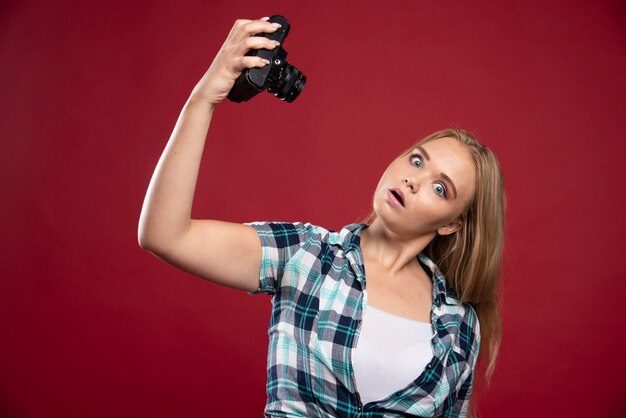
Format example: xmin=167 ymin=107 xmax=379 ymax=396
xmin=137 ymin=227 xmax=154 ymax=252
xmin=137 ymin=219 xmax=159 ymax=253
xmin=137 ymin=234 xmax=151 ymax=251
xmin=137 ymin=212 xmax=163 ymax=252
xmin=137 ymin=222 xmax=177 ymax=257
xmin=137 ymin=230 xmax=167 ymax=257
xmin=137 ymin=213 xmax=187 ymax=256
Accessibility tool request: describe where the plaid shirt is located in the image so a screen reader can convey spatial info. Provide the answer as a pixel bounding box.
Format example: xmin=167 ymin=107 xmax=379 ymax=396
xmin=245 ymin=222 xmax=480 ymax=418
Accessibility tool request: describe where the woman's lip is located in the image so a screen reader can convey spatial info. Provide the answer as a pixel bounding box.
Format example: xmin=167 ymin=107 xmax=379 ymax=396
xmin=387 ymin=189 xmax=404 ymax=208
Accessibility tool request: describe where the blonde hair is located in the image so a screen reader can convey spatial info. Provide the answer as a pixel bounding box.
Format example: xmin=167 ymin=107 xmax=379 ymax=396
xmin=363 ymin=128 xmax=505 ymax=415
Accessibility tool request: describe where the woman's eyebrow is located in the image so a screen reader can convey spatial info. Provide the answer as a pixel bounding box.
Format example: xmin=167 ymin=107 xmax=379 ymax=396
xmin=415 ymin=146 xmax=430 ymax=160
xmin=413 ymin=145 xmax=457 ymax=198
xmin=440 ymin=173 xmax=458 ymax=199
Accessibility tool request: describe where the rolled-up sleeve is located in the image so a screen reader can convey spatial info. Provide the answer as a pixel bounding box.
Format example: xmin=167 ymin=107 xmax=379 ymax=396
xmin=244 ymin=221 xmax=316 ymax=295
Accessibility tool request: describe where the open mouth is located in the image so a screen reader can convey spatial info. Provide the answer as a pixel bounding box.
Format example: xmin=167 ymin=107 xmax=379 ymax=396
xmin=389 ymin=189 xmax=404 ymax=207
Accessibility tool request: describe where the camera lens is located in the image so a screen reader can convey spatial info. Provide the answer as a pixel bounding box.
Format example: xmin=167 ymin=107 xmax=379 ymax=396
xmin=268 ymin=62 xmax=306 ymax=103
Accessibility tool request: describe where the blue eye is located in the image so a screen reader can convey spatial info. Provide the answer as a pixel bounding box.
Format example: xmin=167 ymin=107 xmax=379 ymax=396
xmin=410 ymin=154 xmax=423 ymax=168
xmin=433 ymin=183 xmax=447 ymax=198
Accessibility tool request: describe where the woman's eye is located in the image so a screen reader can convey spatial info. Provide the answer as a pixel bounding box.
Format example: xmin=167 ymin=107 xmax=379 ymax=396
xmin=433 ymin=183 xmax=447 ymax=198
xmin=410 ymin=154 xmax=423 ymax=168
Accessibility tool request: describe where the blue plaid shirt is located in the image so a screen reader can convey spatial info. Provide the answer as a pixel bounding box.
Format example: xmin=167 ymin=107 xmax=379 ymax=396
xmin=245 ymin=222 xmax=480 ymax=418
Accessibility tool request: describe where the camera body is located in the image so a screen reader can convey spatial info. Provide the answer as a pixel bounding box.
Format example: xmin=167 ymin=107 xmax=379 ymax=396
xmin=227 ymin=15 xmax=306 ymax=103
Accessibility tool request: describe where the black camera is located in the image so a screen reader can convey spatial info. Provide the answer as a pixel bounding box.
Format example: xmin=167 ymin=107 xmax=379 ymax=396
xmin=227 ymin=15 xmax=306 ymax=103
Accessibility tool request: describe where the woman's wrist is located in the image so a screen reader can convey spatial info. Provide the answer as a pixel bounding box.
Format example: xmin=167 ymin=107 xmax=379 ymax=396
xmin=187 ymin=90 xmax=218 ymax=113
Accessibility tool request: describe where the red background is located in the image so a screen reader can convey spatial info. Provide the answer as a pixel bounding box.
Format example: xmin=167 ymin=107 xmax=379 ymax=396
xmin=1 ymin=1 xmax=625 ymax=417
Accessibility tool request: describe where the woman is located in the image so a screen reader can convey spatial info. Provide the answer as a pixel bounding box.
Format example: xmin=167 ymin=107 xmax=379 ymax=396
xmin=138 ymin=17 xmax=504 ymax=418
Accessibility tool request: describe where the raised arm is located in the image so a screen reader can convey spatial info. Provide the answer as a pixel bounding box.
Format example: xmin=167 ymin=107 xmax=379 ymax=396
xmin=138 ymin=18 xmax=281 ymax=292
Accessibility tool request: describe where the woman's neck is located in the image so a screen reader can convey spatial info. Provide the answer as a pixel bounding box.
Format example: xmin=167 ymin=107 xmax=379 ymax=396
xmin=360 ymin=221 xmax=435 ymax=276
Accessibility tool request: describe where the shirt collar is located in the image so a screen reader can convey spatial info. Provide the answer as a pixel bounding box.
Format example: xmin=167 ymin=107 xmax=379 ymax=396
xmin=417 ymin=252 xmax=460 ymax=307
xmin=336 ymin=223 xmax=460 ymax=307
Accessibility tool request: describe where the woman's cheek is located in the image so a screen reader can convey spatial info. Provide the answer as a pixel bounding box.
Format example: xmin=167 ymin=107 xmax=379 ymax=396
xmin=411 ymin=199 xmax=452 ymax=229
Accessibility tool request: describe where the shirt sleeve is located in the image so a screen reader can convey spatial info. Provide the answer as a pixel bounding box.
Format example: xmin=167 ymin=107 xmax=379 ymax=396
xmin=244 ymin=221 xmax=317 ymax=296
xmin=441 ymin=306 xmax=481 ymax=418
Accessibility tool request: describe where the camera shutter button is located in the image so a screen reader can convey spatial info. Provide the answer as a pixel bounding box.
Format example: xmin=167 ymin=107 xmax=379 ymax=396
xmin=274 ymin=59 xmax=281 ymax=65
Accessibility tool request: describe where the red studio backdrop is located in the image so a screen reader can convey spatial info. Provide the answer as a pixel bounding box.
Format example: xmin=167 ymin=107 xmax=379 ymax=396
xmin=1 ymin=1 xmax=625 ymax=417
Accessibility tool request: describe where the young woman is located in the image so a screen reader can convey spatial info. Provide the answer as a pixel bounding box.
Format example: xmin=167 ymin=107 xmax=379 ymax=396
xmin=138 ymin=17 xmax=504 ymax=418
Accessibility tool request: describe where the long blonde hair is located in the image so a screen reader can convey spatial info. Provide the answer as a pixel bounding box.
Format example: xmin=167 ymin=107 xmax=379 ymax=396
xmin=363 ymin=128 xmax=505 ymax=414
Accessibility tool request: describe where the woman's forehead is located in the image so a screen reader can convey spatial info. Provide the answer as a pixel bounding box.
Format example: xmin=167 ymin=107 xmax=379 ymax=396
xmin=423 ymin=138 xmax=474 ymax=170
xmin=398 ymin=137 xmax=466 ymax=158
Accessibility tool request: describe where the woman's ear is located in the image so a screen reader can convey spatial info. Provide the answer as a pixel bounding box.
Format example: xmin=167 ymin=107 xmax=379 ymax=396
xmin=437 ymin=218 xmax=464 ymax=236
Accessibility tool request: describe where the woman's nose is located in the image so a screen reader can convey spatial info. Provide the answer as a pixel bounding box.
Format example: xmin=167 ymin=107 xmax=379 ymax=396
xmin=403 ymin=176 xmax=418 ymax=192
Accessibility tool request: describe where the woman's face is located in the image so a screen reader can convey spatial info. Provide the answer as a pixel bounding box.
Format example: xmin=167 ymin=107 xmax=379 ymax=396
xmin=372 ymin=137 xmax=477 ymax=238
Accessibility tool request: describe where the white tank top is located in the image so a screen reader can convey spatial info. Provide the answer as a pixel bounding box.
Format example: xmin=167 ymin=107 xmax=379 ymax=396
xmin=352 ymin=304 xmax=434 ymax=404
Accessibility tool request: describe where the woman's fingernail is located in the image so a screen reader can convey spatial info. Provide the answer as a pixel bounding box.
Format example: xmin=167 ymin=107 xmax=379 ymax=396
xmin=271 ymin=40 xmax=280 ymax=46
xmin=262 ymin=59 xmax=270 ymax=64
xmin=271 ymin=22 xmax=282 ymax=28
xmin=260 ymin=17 xmax=270 ymax=21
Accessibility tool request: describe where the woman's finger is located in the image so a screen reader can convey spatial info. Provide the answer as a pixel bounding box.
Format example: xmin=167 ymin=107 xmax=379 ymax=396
xmin=235 ymin=36 xmax=279 ymax=55
xmin=231 ymin=19 xmax=281 ymax=42
xmin=231 ymin=56 xmax=270 ymax=74
xmin=223 ymin=18 xmax=252 ymax=42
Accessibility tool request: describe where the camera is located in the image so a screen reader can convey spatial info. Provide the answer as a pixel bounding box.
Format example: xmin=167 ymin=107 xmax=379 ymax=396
xmin=227 ymin=15 xmax=306 ymax=103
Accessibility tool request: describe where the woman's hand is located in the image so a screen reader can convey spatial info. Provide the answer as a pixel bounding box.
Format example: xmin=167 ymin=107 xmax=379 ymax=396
xmin=191 ymin=18 xmax=282 ymax=107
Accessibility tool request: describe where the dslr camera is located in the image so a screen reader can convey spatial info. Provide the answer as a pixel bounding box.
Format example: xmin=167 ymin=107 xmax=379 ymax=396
xmin=227 ymin=15 xmax=306 ymax=103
